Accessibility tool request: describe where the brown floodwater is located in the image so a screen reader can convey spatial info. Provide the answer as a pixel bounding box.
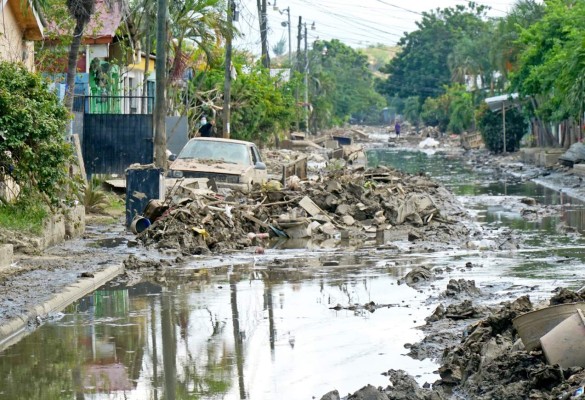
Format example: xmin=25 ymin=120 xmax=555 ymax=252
xmin=2 ymin=149 xmax=585 ymax=399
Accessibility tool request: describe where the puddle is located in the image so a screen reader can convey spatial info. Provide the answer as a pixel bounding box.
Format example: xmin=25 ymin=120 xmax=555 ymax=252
xmin=89 ymin=237 xmax=129 ymax=248
xmin=3 ymin=149 xmax=585 ymax=399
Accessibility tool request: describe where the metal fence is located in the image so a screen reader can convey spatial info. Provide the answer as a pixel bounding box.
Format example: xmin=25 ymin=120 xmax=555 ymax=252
xmin=73 ymin=95 xmax=154 ymax=115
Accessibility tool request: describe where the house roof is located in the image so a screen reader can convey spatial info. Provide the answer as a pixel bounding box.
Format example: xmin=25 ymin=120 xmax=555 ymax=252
xmin=83 ymin=0 xmax=123 ymax=43
xmin=485 ymin=93 xmax=519 ymax=112
xmin=46 ymin=0 xmax=123 ymax=44
xmin=6 ymin=0 xmax=44 ymax=40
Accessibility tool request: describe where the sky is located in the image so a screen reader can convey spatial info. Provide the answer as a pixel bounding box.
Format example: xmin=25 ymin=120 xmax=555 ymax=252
xmin=233 ymin=0 xmax=524 ymax=55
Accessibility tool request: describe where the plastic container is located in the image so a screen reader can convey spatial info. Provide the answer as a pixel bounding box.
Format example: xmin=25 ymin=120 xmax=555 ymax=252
xmin=513 ymin=302 xmax=585 ymax=351
xmin=130 ymin=216 xmax=151 ymax=234
xmin=540 ymin=309 xmax=585 ymax=368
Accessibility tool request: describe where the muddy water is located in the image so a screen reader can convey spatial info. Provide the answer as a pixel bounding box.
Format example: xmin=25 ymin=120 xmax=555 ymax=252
xmin=3 ymin=149 xmax=585 ymax=399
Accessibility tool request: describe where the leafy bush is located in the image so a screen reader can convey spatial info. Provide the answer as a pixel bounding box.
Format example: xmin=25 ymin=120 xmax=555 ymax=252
xmin=403 ymin=96 xmax=421 ymax=126
xmin=477 ymin=103 xmax=527 ymax=153
xmin=421 ymin=96 xmax=450 ymax=132
xmin=81 ymin=179 xmax=109 ymax=214
xmin=0 ymin=62 xmax=77 ymax=207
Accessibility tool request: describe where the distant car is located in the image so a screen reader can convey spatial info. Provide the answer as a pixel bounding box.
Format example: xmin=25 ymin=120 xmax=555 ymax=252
xmin=168 ymin=137 xmax=268 ymax=191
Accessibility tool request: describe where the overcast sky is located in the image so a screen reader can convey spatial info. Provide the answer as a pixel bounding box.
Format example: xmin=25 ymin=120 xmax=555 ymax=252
xmin=233 ymin=0 xmax=524 ymax=54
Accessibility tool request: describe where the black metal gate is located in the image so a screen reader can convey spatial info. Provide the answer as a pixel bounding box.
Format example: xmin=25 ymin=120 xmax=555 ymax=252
xmin=82 ymin=113 xmax=154 ymax=176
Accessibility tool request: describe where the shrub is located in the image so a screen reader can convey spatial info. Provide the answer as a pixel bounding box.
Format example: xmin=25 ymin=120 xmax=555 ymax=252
xmin=477 ymin=103 xmax=527 ymax=153
xmin=0 ymin=62 xmax=77 ymax=207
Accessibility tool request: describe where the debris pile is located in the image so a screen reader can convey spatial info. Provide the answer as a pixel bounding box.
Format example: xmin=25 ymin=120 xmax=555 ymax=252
xmin=136 ymin=166 xmax=477 ymax=254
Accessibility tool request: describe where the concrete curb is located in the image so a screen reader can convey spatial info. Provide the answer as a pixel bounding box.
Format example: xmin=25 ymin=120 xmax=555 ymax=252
xmin=0 ymin=263 xmax=124 ymax=350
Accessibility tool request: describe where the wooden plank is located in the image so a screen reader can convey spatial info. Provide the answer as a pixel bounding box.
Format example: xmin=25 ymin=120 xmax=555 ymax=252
xmin=282 ymin=156 xmax=308 ymax=184
xmin=299 ymin=196 xmax=331 ymax=221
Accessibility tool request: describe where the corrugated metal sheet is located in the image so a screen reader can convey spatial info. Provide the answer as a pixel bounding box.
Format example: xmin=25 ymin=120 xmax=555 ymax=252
xmin=83 ymin=114 xmax=153 ymax=176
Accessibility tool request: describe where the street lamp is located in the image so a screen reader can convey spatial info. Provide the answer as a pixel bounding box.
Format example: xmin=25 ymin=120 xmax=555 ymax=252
xmin=272 ymin=1 xmax=292 ymax=66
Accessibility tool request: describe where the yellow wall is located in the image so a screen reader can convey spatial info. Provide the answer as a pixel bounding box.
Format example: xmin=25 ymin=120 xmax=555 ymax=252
xmin=128 ymin=55 xmax=156 ymax=73
xmin=0 ymin=2 xmax=35 ymax=70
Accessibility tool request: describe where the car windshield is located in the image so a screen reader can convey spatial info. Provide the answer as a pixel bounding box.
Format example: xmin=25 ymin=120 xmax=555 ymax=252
xmin=178 ymin=140 xmax=250 ymax=165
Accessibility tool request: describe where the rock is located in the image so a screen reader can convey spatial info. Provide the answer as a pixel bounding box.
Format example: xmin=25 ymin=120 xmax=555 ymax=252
xmin=426 ymin=304 xmax=445 ymax=323
xmin=342 ymin=215 xmax=356 ymax=226
xmin=320 ymin=390 xmax=340 ymax=400
xmin=444 ymin=300 xmax=480 ymax=320
xmin=348 ymin=384 xmax=390 ymax=400
xmin=385 ymin=369 xmax=436 ymax=399
xmin=336 ymin=204 xmax=352 ymax=215
xmin=399 ymin=267 xmax=434 ymax=287
xmin=443 ymin=279 xmax=481 ymax=298
xmin=319 ymin=222 xmax=337 ymax=236
xmin=520 ymin=197 xmax=537 ymax=206
xmin=408 ymin=231 xmax=422 ymax=241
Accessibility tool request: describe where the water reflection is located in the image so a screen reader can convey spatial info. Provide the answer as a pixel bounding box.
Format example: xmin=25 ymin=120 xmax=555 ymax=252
xmin=5 ymin=149 xmax=585 ymax=399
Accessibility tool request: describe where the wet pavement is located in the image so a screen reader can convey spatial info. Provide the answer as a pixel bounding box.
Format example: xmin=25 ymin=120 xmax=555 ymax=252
xmin=3 ymin=148 xmax=585 ymax=399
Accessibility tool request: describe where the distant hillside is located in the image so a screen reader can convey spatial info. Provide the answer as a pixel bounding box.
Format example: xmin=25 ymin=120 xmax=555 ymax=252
xmin=359 ymin=44 xmax=399 ymax=77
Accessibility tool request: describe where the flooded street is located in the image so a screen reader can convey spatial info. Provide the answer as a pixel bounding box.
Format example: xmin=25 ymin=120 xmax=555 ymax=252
xmin=3 ymin=148 xmax=585 ymax=399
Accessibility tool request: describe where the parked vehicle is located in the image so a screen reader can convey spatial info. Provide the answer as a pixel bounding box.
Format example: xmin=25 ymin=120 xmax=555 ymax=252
xmin=168 ymin=137 xmax=268 ymax=191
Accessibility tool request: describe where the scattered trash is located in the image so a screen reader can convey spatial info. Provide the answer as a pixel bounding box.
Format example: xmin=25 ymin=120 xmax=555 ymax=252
xmin=513 ymin=302 xmax=585 ymax=351
xmin=130 ymin=216 xmax=151 ymax=234
xmin=541 ymin=309 xmax=585 ymax=368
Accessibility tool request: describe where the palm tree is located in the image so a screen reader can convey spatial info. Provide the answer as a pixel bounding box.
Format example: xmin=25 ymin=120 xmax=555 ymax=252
xmin=63 ymin=0 xmax=96 ymax=112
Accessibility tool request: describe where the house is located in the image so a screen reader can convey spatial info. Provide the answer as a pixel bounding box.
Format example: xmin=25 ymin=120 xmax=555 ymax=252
xmin=0 ymin=0 xmax=44 ymax=70
xmin=43 ymin=0 xmax=155 ymax=114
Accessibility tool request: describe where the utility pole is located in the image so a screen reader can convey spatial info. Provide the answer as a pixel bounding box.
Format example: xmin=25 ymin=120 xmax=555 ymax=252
xmin=303 ymin=23 xmax=309 ymax=134
xmin=154 ymin=0 xmax=168 ymax=169
xmin=223 ymin=0 xmax=234 ymax=138
xmin=286 ymin=8 xmax=291 ymax=66
xmin=295 ymin=16 xmax=302 ymax=132
xmin=257 ymin=0 xmax=270 ymax=68
xmin=296 ymin=16 xmax=302 ymax=71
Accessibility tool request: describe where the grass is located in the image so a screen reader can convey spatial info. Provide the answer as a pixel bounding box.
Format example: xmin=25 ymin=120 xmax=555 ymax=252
xmin=0 ymin=200 xmax=48 ymax=235
xmin=104 ymin=194 xmax=125 ymax=216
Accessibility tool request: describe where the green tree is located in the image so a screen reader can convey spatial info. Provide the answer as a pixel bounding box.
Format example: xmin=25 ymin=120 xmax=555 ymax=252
xmin=511 ymin=0 xmax=585 ymax=148
xmin=492 ymin=0 xmax=545 ymax=86
xmin=402 ymin=96 xmax=421 ymax=126
xmin=477 ymin=103 xmax=526 ymax=153
xmin=420 ymin=84 xmax=473 ymax=134
xmin=0 ymin=62 xmax=75 ymax=207
xmin=191 ymin=52 xmax=297 ymax=143
xmin=272 ymin=37 xmax=286 ymax=57
xmin=376 ymin=3 xmax=487 ymax=102
xmin=309 ymin=39 xmax=385 ymax=130
xmin=63 ymin=0 xmax=96 ymax=111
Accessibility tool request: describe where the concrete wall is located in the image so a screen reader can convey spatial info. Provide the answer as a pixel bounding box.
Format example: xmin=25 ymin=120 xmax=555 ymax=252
xmin=1 ymin=205 xmax=86 ymax=254
xmin=520 ymin=148 xmax=563 ymax=168
xmin=42 ymin=205 xmax=86 ymax=248
xmin=0 ymin=175 xmax=20 ymax=202
xmin=0 ymin=3 xmax=24 ymax=65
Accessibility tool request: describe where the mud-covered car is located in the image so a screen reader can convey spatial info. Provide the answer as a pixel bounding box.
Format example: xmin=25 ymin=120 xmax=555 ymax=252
xmin=168 ymin=137 xmax=268 ymax=191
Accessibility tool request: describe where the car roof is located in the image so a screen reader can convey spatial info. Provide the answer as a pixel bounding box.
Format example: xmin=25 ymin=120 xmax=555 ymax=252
xmin=188 ymin=137 xmax=256 ymax=146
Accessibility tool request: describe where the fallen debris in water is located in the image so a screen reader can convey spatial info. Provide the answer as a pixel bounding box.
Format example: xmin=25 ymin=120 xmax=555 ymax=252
xmin=135 ymin=166 xmax=477 ymax=254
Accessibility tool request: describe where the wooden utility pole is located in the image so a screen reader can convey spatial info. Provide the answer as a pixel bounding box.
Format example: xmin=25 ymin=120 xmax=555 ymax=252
xmin=295 ymin=16 xmax=302 ymax=132
xmin=223 ymin=0 xmax=234 ymax=138
xmin=154 ymin=0 xmax=168 ymax=169
xmin=296 ymin=16 xmax=302 ymax=71
xmin=303 ymin=23 xmax=309 ymax=134
xmin=257 ymin=0 xmax=270 ymax=68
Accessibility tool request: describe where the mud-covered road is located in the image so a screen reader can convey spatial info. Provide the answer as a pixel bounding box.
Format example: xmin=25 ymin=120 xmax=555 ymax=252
xmin=2 ymin=128 xmax=585 ymax=399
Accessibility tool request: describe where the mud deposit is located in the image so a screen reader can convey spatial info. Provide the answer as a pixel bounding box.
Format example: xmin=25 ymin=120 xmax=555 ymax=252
xmin=4 ymin=133 xmax=585 ymax=399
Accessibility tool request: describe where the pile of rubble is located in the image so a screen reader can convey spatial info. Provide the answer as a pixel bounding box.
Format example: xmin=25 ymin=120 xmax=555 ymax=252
xmin=136 ymin=166 xmax=478 ymax=254
xmin=323 ymin=287 xmax=585 ymax=400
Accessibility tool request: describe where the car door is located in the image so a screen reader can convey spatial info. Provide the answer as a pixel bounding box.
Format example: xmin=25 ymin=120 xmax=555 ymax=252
xmin=250 ymin=145 xmax=267 ymax=183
